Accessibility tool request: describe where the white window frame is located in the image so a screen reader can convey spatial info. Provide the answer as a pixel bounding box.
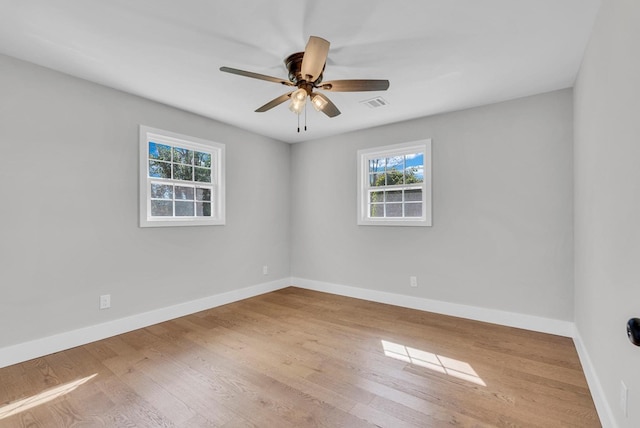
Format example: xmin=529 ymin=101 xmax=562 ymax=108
xmin=139 ymin=125 xmax=225 ymax=227
xmin=357 ymin=139 xmax=432 ymax=226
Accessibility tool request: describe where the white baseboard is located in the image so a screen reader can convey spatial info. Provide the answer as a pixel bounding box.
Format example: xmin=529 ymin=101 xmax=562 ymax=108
xmin=0 ymin=278 xmax=290 ymax=369
xmin=291 ymin=277 xmax=575 ymax=337
xmin=572 ymin=328 xmax=617 ymax=428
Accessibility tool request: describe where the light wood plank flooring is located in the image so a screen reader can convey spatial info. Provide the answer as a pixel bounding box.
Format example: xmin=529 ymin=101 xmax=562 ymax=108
xmin=0 ymin=287 xmax=600 ymax=427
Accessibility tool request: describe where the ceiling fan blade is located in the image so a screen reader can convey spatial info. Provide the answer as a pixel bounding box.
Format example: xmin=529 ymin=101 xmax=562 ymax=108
xmin=301 ymin=36 xmax=330 ymax=83
xmin=319 ymin=79 xmax=390 ymax=92
xmin=220 ymin=66 xmax=294 ymax=86
xmin=255 ymin=92 xmax=293 ymax=112
xmin=311 ymin=93 xmax=341 ymax=118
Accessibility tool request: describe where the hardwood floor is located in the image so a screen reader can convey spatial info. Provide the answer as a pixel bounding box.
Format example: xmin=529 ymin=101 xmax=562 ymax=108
xmin=0 ymin=287 xmax=600 ymax=427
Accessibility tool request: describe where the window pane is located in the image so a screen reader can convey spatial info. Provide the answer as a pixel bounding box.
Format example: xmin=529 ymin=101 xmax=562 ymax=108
xmin=151 ymin=200 xmax=173 ymax=216
xmin=369 ymin=158 xmax=385 ymax=173
xmin=405 ymin=189 xmax=422 ymax=201
xmin=370 ymin=204 xmax=384 ymax=217
xmin=195 ymin=151 xmax=211 ymax=167
xmin=173 ymin=164 xmax=193 ymax=181
xmin=386 ymin=190 xmax=402 ymax=202
xmin=149 ymin=161 xmax=172 ymax=178
xmin=196 ymin=188 xmax=211 ymax=201
xmin=386 ymin=155 xmax=404 ymax=185
xmin=370 ymin=173 xmax=385 ymax=186
xmin=149 ymin=142 xmax=172 ymax=161
xmin=150 ymin=183 xmax=172 ymax=199
xmin=194 ymin=167 xmax=211 ymax=183
xmin=386 ymin=203 xmax=403 ymax=217
xmin=405 ymin=166 xmax=424 ymax=183
xmin=175 ymin=201 xmax=194 ymax=216
xmin=175 ymin=186 xmax=194 ymax=200
xmin=385 ymin=170 xmax=404 ymax=185
xmin=386 ymin=156 xmax=404 ymax=171
xmin=405 ymin=202 xmax=422 ymax=217
xmin=173 ymin=147 xmax=194 ymax=165
xmin=405 ymin=153 xmax=424 ymax=183
xmin=370 ymin=191 xmax=384 ymax=203
xmin=196 ymin=202 xmax=211 ymax=216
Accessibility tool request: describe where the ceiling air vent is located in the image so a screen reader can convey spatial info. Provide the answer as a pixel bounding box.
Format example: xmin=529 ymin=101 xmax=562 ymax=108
xmin=360 ymin=96 xmax=389 ymax=109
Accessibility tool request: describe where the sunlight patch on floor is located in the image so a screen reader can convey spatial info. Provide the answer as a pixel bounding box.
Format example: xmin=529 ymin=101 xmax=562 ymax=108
xmin=381 ymin=340 xmax=486 ymax=386
xmin=0 ymin=373 xmax=98 ymax=419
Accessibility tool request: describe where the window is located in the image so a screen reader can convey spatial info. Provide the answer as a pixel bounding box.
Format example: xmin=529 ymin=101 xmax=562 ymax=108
xmin=139 ymin=125 xmax=225 ymax=227
xmin=357 ymin=140 xmax=432 ymax=226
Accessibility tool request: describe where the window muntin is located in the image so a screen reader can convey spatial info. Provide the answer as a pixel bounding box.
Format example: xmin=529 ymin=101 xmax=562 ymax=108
xmin=358 ymin=140 xmax=432 ymax=226
xmin=139 ymin=126 xmax=225 ymax=227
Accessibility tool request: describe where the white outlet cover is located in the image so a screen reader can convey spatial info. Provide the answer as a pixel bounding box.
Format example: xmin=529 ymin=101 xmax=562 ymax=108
xmin=99 ymin=294 xmax=111 ymax=309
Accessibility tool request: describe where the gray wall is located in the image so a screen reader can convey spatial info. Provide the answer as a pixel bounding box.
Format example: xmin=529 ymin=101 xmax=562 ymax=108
xmin=291 ymin=89 xmax=574 ymax=321
xmin=0 ymin=54 xmax=291 ymax=347
xmin=574 ymin=0 xmax=640 ymax=426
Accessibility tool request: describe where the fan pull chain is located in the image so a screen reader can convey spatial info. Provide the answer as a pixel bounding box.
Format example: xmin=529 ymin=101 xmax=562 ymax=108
xmin=304 ymin=101 xmax=308 ymax=131
xmin=297 ymin=112 xmax=300 ymax=133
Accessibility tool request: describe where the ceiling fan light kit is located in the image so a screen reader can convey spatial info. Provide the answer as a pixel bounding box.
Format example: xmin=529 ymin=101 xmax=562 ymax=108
xmin=288 ymin=88 xmax=308 ymax=114
xmin=311 ymin=93 xmax=328 ymax=111
xmin=220 ymin=36 xmax=390 ymax=132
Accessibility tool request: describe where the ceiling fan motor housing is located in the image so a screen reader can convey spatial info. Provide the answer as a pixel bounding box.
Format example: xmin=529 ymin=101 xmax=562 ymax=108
xmin=285 ymin=52 xmax=324 ymax=85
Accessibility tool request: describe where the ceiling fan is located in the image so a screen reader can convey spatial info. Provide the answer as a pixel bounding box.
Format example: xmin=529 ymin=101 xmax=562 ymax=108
xmin=220 ymin=36 xmax=389 ymax=120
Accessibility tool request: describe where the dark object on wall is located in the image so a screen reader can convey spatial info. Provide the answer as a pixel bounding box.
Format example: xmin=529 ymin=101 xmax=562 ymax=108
xmin=627 ymin=318 xmax=640 ymax=346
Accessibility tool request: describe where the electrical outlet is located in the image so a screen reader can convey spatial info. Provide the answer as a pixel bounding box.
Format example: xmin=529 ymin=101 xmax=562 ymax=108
xmin=621 ymin=381 xmax=628 ymax=417
xmin=99 ymin=294 xmax=111 ymax=310
xmin=263 ymin=265 xmax=269 ymax=275
xmin=410 ymin=276 xmax=418 ymax=287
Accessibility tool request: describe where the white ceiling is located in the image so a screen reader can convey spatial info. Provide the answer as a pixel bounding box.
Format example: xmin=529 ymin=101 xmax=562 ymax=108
xmin=0 ymin=0 xmax=600 ymax=143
